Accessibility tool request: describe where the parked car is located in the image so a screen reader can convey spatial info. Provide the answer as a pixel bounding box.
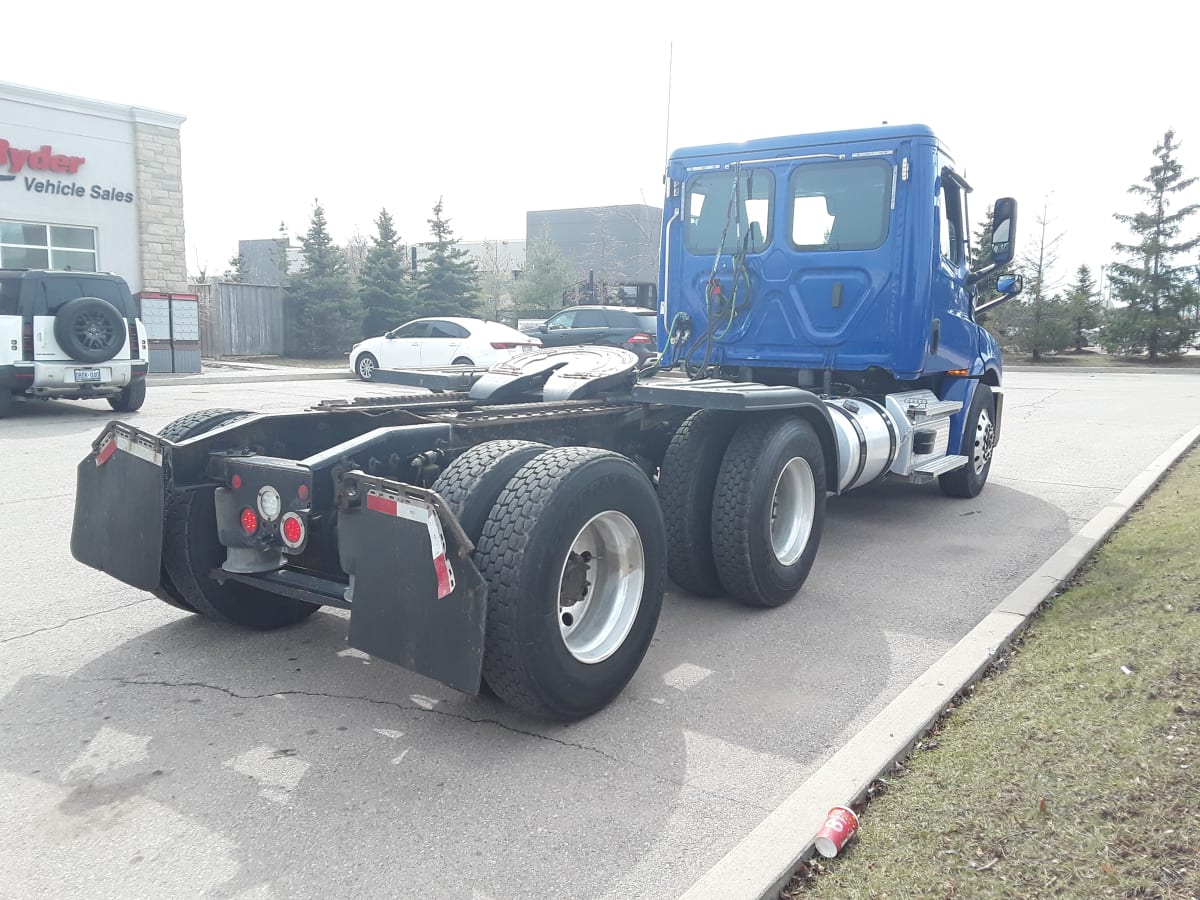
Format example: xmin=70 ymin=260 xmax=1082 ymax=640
xmin=350 ymin=317 xmax=541 ymax=381
xmin=521 ymin=305 xmax=659 ymax=360
xmin=0 ymin=268 xmax=149 ymax=417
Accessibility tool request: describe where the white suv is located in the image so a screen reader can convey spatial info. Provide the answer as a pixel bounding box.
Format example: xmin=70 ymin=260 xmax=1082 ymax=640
xmin=0 ymin=269 xmax=149 ymax=417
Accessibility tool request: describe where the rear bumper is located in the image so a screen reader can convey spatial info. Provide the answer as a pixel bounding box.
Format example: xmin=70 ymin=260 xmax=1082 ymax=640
xmin=13 ymin=359 xmax=147 ymax=396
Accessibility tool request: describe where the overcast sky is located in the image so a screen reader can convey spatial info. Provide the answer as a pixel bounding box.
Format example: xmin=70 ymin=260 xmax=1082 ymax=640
xmin=6 ymin=0 xmax=1197 ymax=291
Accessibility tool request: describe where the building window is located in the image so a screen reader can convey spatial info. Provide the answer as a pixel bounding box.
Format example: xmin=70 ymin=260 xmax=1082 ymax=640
xmin=0 ymin=221 xmax=98 ymax=272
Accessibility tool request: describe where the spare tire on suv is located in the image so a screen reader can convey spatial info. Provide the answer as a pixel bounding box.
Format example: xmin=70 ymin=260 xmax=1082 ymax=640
xmin=53 ymin=296 xmax=127 ymax=364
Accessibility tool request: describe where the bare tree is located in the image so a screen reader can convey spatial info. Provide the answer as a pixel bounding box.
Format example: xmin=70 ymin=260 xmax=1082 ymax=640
xmin=342 ymin=229 xmax=370 ymax=283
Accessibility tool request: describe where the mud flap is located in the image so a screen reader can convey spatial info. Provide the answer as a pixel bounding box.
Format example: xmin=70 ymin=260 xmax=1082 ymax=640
xmin=70 ymin=424 xmax=165 ymax=592
xmin=338 ymin=475 xmax=487 ymax=695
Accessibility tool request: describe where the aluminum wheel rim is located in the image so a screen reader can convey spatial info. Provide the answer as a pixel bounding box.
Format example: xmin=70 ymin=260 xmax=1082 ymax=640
xmin=75 ymin=312 xmax=116 ymax=352
xmin=973 ymin=408 xmax=996 ymax=475
xmin=358 ymin=356 xmax=375 ymax=379
xmin=557 ymin=510 xmax=644 ymax=664
xmin=769 ymin=457 xmax=816 ymax=566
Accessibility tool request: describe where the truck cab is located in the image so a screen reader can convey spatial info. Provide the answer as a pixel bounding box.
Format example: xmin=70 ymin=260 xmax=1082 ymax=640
xmin=658 ymin=124 xmax=1018 ymax=387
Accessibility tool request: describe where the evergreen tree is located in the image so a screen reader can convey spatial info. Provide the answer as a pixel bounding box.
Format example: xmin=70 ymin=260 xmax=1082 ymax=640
xmin=224 ymin=252 xmax=249 ymax=282
xmin=284 ymin=200 xmax=362 ymax=357
xmin=512 ymin=226 xmax=578 ymax=313
xmin=1063 ymin=264 xmax=1105 ymax=352
xmin=415 ymin=198 xmax=480 ymax=317
xmin=1103 ymin=130 xmax=1199 ymax=360
xmin=359 ymin=208 xmax=411 ymax=337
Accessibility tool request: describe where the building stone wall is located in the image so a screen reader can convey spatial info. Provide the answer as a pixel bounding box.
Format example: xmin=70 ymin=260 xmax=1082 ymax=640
xmin=134 ymin=121 xmax=187 ymax=293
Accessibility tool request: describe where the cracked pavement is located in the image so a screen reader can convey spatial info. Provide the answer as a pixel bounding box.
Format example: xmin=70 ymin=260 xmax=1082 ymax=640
xmin=1 ymin=369 xmax=1197 ymax=899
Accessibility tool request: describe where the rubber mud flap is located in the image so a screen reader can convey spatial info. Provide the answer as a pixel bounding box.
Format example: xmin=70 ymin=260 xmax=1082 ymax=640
xmin=70 ymin=429 xmax=165 ymax=592
xmin=339 ymin=481 xmax=487 ymax=695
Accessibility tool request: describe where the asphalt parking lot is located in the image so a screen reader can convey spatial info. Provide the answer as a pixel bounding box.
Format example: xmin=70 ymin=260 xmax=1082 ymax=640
xmin=2 ymin=368 xmax=1197 ymax=900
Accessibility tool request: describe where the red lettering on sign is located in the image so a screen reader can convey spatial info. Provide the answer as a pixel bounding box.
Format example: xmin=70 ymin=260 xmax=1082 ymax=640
xmin=0 ymin=138 xmax=86 ymax=175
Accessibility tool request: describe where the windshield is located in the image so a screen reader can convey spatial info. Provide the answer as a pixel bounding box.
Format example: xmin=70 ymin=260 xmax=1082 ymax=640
xmin=790 ymin=159 xmax=893 ymax=251
xmin=684 ymin=168 xmax=774 ymax=255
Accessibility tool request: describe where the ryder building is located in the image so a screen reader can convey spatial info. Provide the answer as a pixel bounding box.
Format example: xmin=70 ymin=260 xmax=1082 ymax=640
xmin=0 ymin=80 xmax=187 ymax=295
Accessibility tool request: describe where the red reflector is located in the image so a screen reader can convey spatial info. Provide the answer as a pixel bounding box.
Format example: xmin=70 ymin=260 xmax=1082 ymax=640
xmin=297 ymin=483 xmax=310 ymax=501
xmin=231 ymin=474 xmax=243 ymax=489
xmin=626 ymin=333 xmax=654 ymax=344
xmin=240 ymin=507 xmax=258 ymax=534
xmin=366 ymin=493 xmax=398 ymax=516
xmin=490 ymin=342 xmax=518 ymax=350
xmin=95 ymin=437 xmax=117 ymax=467
xmin=282 ymin=515 xmax=304 ymax=545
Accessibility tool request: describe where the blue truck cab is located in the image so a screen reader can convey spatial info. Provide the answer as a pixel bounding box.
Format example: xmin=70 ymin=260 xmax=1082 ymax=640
xmin=654 ymin=123 xmax=1020 ymax=498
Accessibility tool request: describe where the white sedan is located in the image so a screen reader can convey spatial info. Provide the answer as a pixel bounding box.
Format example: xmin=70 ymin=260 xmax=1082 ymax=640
xmin=349 ymin=317 xmax=541 ymax=381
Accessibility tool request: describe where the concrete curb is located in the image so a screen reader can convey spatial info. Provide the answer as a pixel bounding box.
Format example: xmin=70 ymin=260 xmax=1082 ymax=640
xmin=679 ymin=422 xmax=1200 ymax=900
xmin=1004 ymin=365 xmax=1200 ymax=375
xmin=148 ymin=371 xmax=352 ymax=386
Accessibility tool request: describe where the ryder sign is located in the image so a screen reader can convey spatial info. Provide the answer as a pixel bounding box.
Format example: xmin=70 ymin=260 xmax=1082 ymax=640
xmin=0 ymin=137 xmax=133 ymax=203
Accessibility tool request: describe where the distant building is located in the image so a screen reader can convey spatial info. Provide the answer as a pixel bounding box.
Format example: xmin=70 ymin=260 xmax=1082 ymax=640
xmin=527 ymin=204 xmax=662 ymax=307
xmin=237 ymin=238 xmax=302 ymax=286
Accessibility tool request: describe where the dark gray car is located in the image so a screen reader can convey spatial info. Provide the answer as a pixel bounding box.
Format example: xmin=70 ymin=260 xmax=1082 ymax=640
xmin=522 ymin=306 xmax=658 ymax=360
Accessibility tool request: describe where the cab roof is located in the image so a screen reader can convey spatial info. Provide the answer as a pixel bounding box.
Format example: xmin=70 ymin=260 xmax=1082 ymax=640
xmin=669 ymin=123 xmax=942 ymax=163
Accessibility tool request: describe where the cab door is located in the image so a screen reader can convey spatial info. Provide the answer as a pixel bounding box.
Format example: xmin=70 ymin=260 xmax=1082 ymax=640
xmin=927 ymin=165 xmax=977 ymax=372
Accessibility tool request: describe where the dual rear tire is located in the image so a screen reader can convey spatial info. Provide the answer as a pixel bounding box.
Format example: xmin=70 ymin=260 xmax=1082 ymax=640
xmin=433 ymin=441 xmax=666 ymax=721
xmin=658 ymin=411 xmax=827 ymax=608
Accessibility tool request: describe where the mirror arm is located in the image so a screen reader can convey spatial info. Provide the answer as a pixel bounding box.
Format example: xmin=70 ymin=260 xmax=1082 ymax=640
xmin=965 ymin=260 xmax=1010 ymax=288
xmin=975 ymin=291 xmax=1020 ymax=315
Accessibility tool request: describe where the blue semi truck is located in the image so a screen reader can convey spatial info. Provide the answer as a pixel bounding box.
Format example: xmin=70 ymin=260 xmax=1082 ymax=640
xmin=71 ymin=124 xmax=1020 ymax=721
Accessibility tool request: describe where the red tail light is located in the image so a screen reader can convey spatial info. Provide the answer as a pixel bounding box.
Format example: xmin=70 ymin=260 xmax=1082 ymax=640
xmin=21 ymin=323 xmax=33 ymax=360
xmin=490 ymin=342 xmax=518 ymax=350
xmin=240 ymin=508 xmax=259 ymax=535
xmin=128 ymin=322 xmax=140 ymax=359
xmin=281 ymin=512 xmax=307 ymax=550
xmin=626 ymin=333 xmax=655 ymax=344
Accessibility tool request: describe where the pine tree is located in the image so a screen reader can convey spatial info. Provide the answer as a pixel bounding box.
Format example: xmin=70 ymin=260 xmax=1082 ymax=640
xmin=512 ymin=226 xmax=577 ymax=313
xmin=284 ymin=200 xmax=362 ymax=357
xmin=359 ymin=209 xmax=411 ymax=337
xmin=224 ymin=252 xmax=249 ymax=282
xmin=1063 ymin=264 xmax=1104 ymax=352
xmin=415 ymin=198 xmax=480 ymax=317
xmin=1103 ymin=130 xmax=1199 ymax=360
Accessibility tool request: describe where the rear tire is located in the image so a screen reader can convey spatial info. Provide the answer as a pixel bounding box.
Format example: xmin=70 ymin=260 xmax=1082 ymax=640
xmin=163 ymin=487 xmax=319 ymax=629
xmin=939 ymin=384 xmax=996 ymax=499
xmin=355 ymin=353 xmax=378 ymax=381
xmin=657 ymin=410 xmax=738 ymax=596
xmin=452 ymin=356 xmax=475 ymax=366
xmin=711 ymin=415 xmax=826 ymax=607
xmin=432 ymin=440 xmax=551 ymax=544
xmin=107 ymin=378 xmax=146 ymax=412
xmin=154 ymin=409 xmax=254 ymax=614
xmin=476 ymin=447 xmax=666 ymax=720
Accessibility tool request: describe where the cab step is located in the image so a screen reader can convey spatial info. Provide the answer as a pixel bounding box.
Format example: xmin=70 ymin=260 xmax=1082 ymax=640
xmin=909 ymin=454 xmax=968 ymax=483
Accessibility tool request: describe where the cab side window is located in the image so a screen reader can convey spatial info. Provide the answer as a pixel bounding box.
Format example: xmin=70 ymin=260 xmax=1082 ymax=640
xmin=940 ymin=181 xmax=964 ymax=267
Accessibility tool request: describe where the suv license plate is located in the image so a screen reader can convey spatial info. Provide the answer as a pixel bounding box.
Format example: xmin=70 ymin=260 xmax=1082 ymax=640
xmin=74 ymin=369 xmax=102 ymax=383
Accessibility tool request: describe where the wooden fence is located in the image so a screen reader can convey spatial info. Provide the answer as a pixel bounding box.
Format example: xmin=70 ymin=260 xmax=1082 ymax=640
xmin=193 ymin=281 xmax=285 ymax=358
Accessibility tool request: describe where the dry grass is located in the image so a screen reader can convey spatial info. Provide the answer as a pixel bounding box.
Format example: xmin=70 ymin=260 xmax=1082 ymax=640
xmin=783 ymin=449 xmax=1200 ymax=899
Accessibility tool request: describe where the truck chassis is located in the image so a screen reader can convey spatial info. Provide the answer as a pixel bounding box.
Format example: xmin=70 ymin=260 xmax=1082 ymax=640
xmin=71 ymin=347 xmax=998 ymax=722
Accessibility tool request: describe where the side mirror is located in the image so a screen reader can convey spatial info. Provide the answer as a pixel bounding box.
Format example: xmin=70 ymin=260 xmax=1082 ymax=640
xmin=975 ymin=273 xmax=1024 ymax=315
xmin=989 ymin=198 xmax=1017 ymax=266
xmin=539 ymin=324 xmax=548 ymax=333
xmin=997 ymin=274 xmax=1023 ymax=296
